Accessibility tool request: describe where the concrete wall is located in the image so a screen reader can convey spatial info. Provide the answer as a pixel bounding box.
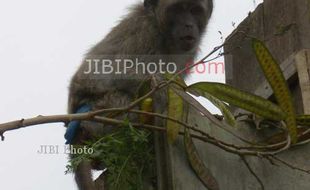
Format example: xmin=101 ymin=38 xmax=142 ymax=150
xmin=159 ymin=1 xmax=310 ymax=189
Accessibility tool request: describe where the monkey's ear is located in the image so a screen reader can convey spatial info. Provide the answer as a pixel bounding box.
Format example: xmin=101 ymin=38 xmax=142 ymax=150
xmin=144 ymin=0 xmax=158 ymax=9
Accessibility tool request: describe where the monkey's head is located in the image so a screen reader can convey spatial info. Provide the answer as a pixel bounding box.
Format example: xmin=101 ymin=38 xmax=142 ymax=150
xmin=144 ymin=0 xmax=213 ymax=53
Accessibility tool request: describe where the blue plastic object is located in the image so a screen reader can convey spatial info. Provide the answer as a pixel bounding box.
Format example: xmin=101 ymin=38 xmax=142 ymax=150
xmin=64 ymin=104 xmax=92 ymax=144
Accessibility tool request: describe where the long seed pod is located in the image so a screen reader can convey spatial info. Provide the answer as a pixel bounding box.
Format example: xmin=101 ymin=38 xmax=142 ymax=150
xmin=140 ymin=98 xmax=153 ymax=124
xmin=166 ymin=87 xmax=183 ymax=144
xmin=296 ymin=115 xmax=310 ymax=126
xmin=188 ymin=82 xmax=286 ymax=121
xmin=196 ymin=90 xmax=236 ymax=127
xmin=184 ymin=127 xmax=220 ymax=190
xmin=252 ymin=38 xmax=297 ymax=143
xmin=165 ymin=75 xmax=187 ymax=144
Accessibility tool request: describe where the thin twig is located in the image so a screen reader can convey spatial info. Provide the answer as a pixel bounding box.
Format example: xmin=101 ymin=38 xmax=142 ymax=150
xmin=270 ymin=155 xmax=310 ymax=174
xmin=240 ymin=156 xmax=265 ymax=190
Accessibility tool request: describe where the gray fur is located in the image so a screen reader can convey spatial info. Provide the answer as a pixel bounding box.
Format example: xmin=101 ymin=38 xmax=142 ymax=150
xmin=68 ymin=1 xmax=213 ymax=189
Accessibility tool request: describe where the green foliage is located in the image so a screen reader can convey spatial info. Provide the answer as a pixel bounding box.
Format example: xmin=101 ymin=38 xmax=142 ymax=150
xmin=67 ymin=122 xmax=155 ymax=190
xmin=187 ymin=82 xmax=286 ymax=121
xmin=297 ymin=115 xmax=310 ymax=126
xmin=252 ymin=38 xmax=298 ymax=143
xmin=165 ymin=74 xmax=187 ymax=144
xmin=184 ymin=127 xmax=219 ymax=190
xmin=167 ymin=87 xmax=184 ymax=144
xmin=189 ymin=87 xmax=237 ymax=127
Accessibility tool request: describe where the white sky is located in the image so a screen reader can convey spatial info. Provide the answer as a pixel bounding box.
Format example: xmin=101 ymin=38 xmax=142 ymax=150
xmin=0 ymin=0 xmax=262 ymax=189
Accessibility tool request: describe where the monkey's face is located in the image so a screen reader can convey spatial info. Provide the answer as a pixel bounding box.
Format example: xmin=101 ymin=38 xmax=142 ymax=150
xmin=160 ymin=1 xmax=212 ymax=53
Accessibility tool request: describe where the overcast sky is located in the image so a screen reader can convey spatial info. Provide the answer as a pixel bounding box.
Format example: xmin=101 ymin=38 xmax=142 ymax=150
xmin=0 ymin=0 xmax=262 ymax=189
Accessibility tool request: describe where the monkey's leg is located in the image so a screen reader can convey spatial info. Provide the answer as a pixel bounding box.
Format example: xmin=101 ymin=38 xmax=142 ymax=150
xmin=75 ymin=160 xmax=96 ymax=190
xmin=94 ymin=171 xmax=107 ymax=190
xmin=71 ymin=121 xmax=107 ymax=190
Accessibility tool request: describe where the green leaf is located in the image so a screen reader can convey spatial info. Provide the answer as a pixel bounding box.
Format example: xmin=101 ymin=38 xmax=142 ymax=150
xmin=188 ymin=82 xmax=286 ymax=121
xmin=252 ymin=38 xmax=297 ymax=143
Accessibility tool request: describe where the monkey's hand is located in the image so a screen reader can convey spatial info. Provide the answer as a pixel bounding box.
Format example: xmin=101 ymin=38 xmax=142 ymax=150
xmin=64 ymin=104 xmax=92 ymax=144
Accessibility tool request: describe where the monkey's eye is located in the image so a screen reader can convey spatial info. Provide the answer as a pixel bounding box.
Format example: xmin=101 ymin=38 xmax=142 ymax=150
xmin=168 ymin=3 xmax=184 ymax=15
xmin=190 ymin=5 xmax=204 ymax=16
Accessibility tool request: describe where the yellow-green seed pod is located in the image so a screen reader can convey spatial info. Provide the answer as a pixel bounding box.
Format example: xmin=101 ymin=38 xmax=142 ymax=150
xmin=252 ymin=38 xmax=297 ymax=143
